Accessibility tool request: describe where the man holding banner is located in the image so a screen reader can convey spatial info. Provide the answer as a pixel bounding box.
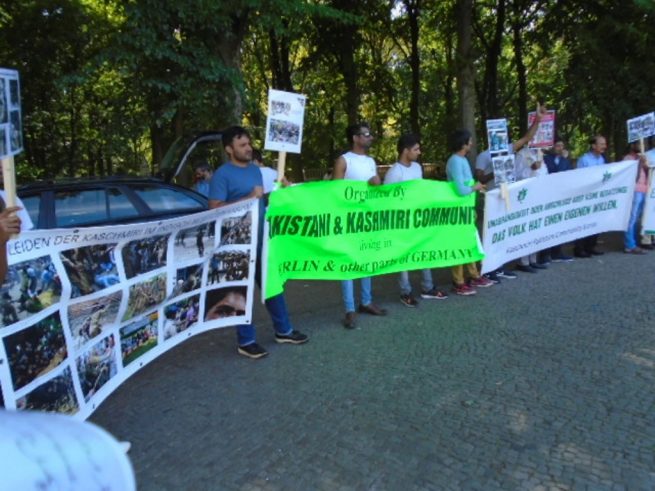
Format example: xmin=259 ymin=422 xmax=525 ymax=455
xmin=446 ymin=129 xmax=494 ymax=295
xmin=383 ymin=134 xmax=448 ymax=307
xmin=208 ymin=126 xmax=308 ymax=359
xmin=573 ymin=135 xmax=607 ymax=257
xmin=622 ymin=142 xmax=649 ymax=254
xmin=333 ymin=122 xmax=388 ymax=328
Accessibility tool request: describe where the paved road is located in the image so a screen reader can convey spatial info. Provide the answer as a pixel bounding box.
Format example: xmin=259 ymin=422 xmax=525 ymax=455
xmin=93 ymin=233 xmax=655 ymax=491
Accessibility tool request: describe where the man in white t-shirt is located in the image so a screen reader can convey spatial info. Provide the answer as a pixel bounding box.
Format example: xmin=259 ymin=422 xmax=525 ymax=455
xmin=333 ymin=122 xmax=387 ymax=329
xmin=384 ymin=134 xmax=447 ymax=307
xmin=252 ymin=148 xmax=278 ymax=195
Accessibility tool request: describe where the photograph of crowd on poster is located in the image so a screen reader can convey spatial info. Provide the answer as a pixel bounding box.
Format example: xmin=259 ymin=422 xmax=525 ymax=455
xmin=4 ymin=311 xmax=67 ymax=391
xmin=486 ymin=119 xmax=509 ymax=154
xmin=122 ymin=235 xmax=169 ymax=279
xmin=60 ymin=244 xmax=119 ymax=298
xmin=492 ymin=155 xmax=517 ymax=185
xmin=67 ymin=291 xmax=122 ymax=349
xmin=122 ymin=273 xmax=166 ymax=322
xmin=264 ymin=89 xmax=306 ymax=153
xmin=173 ymin=223 xmax=214 ymax=262
xmin=219 ymin=213 xmax=252 ymax=245
xmin=0 ymin=255 xmax=61 ymax=327
xmin=267 ymin=119 xmax=300 ymax=145
xmin=76 ymin=334 xmax=117 ymax=402
xmin=0 ymin=126 xmax=6 ymax=156
xmin=0 ymin=79 xmax=6 ymax=124
xmin=627 ymin=112 xmax=655 ymax=143
xmin=528 ymin=110 xmax=556 ymax=148
xmin=162 ymin=294 xmax=200 ymax=340
xmin=15 ymin=367 xmax=79 ymax=414
xmin=207 ymin=250 xmax=250 ymax=285
xmin=204 ymin=286 xmax=247 ymax=321
xmin=171 ymin=264 xmax=203 ymax=297
xmin=119 ymin=313 xmax=158 ymax=366
xmin=9 ymin=109 xmax=21 ymax=152
xmin=9 ymin=78 xmax=19 ymax=107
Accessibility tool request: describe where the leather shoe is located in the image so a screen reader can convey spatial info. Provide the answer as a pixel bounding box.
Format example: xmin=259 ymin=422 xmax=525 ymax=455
xmin=358 ymin=303 xmax=388 ymax=316
xmin=343 ymin=311 xmax=356 ymax=329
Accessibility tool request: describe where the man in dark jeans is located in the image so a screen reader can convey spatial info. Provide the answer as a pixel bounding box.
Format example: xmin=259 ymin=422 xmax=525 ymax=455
xmin=573 ymin=135 xmax=607 ymax=257
xmin=208 ymin=126 xmax=308 ymax=359
xmin=540 ymin=139 xmax=574 ymax=263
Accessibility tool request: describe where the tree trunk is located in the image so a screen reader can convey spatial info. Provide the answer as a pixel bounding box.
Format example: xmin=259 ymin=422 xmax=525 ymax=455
xmin=481 ymin=0 xmax=506 ymax=122
xmin=512 ymin=3 xmax=528 ymax=135
xmin=405 ymin=0 xmax=421 ymax=136
xmin=456 ymin=0 xmax=477 ymax=156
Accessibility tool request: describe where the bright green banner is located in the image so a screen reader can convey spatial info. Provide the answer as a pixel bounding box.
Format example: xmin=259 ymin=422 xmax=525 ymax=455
xmin=264 ymin=179 xmax=484 ymax=298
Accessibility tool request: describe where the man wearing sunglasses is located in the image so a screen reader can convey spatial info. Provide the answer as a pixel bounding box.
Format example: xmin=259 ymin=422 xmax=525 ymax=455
xmin=333 ymin=122 xmax=388 ymax=329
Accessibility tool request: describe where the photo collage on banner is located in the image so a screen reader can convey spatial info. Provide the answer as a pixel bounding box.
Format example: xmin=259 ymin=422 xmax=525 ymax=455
xmin=0 ymin=68 xmax=23 ymax=158
xmin=0 ymin=200 xmax=258 ymax=418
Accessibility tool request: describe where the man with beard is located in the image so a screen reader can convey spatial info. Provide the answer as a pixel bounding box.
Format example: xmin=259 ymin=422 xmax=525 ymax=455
xmin=208 ymin=126 xmax=308 ymax=359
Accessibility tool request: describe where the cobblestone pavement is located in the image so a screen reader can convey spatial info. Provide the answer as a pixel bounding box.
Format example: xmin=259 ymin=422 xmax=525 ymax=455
xmin=92 ymin=233 xmax=655 ymax=491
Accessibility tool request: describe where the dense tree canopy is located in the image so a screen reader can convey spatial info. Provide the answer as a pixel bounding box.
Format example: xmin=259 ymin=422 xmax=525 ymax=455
xmin=1 ymin=0 xmax=654 ymax=181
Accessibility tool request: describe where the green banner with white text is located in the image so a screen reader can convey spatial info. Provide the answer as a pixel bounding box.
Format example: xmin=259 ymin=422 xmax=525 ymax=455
xmin=264 ymin=179 xmax=484 ymax=298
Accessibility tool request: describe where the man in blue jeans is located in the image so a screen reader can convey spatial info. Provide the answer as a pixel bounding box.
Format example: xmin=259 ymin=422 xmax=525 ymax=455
xmin=208 ymin=126 xmax=308 ymax=359
xmin=332 ymin=122 xmax=388 ymax=328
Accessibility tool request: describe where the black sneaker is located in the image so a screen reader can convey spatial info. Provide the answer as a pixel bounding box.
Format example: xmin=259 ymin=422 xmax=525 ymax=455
xmin=483 ymin=272 xmax=501 ymax=284
xmin=238 ymin=343 xmax=269 ymax=359
xmin=516 ymin=264 xmax=537 ymax=273
xmin=400 ymin=294 xmax=419 ymax=307
xmin=275 ymin=330 xmax=309 ymax=345
xmin=420 ymin=288 xmax=448 ymax=299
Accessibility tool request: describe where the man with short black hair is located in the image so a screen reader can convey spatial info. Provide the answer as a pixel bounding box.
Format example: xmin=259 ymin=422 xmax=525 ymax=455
xmin=208 ymin=126 xmax=308 ymax=359
xmin=446 ymin=129 xmax=494 ymax=295
xmin=333 ymin=122 xmax=387 ymax=328
xmin=384 ymin=134 xmax=447 ymax=307
xmin=193 ymin=163 xmax=212 ymax=197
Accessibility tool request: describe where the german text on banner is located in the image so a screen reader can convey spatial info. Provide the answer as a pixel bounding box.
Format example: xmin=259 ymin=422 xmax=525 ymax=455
xmin=264 ymin=179 xmax=484 ymax=299
xmin=481 ymin=161 xmax=637 ymax=273
xmin=0 ymin=200 xmax=258 ymax=419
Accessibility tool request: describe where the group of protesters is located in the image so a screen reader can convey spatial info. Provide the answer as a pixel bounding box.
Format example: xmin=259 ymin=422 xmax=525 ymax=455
xmin=204 ymin=108 xmax=653 ymax=359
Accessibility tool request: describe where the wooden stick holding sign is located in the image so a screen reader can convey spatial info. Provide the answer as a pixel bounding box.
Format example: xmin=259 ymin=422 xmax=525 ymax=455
xmin=276 ymin=151 xmax=287 ymax=186
xmin=1 ymin=155 xmax=18 ymax=239
xmin=263 ymin=89 xmax=307 ymax=301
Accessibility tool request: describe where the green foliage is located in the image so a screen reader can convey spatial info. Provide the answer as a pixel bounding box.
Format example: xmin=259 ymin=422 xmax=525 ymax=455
xmin=2 ymin=0 xmax=655 ymax=182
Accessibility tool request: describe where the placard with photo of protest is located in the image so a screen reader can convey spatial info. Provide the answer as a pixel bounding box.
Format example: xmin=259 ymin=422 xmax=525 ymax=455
xmin=626 ymin=112 xmax=655 ymax=143
xmin=264 ymin=89 xmax=307 ymax=154
xmin=528 ymin=110 xmax=556 ymax=148
xmin=486 ymin=118 xmax=509 ymax=154
xmin=0 ymin=68 xmax=23 ymax=157
xmin=492 ymin=155 xmax=516 ymax=186
xmin=0 ymin=199 xmax=259 ymax=419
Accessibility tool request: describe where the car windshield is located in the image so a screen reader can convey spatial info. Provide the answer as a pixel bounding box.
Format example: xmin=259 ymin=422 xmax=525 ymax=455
xmin=132 ymin=186 xmax=206 ymax=213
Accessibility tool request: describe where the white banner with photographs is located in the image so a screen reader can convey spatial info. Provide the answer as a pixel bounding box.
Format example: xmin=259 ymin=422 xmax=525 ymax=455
xmin=481 ymin=161 xmax=637 ymax=273
xmin=264 ymin=89 xmax=307 ymax=154
xmin=0 ymin=68 xmax=23 ymax=158
xmin=0 ymin=200 xmax=258 ymax=419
